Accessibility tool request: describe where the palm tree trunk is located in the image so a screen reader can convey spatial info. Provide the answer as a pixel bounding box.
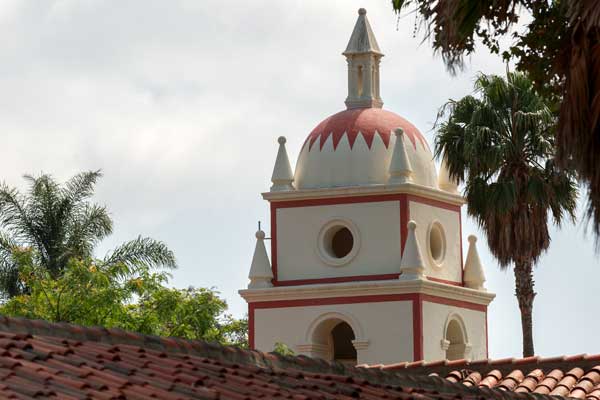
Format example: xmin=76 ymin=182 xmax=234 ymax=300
xmin=514 ymin=260 xmax=536 ymax=357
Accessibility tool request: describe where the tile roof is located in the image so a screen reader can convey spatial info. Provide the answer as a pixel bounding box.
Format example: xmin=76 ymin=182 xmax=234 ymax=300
xmin=370 ymin=355 xmax=600 ymax=399
xmin=0 ymin=316 xmax=562 ymax=399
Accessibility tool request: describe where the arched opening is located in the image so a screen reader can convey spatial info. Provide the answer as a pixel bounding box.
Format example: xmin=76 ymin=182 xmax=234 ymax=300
xmin=445 ymin=319 xmax=467 ymax=360
xmin=357 ymin=65 xmax=363 ymax=97
xmin=331 ymin=322 xmax=356 ymax=364
xmin=308 ymin=316 xmax=359 ymax=365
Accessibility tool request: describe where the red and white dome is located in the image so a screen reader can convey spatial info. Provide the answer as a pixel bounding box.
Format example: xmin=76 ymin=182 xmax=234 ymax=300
xmin=294 ymin=108 xmax=438 ymax=189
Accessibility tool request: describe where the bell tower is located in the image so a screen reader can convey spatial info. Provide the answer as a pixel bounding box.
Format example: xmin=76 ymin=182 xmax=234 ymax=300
xmin=239 ymin=9 xmax=494 ymax=366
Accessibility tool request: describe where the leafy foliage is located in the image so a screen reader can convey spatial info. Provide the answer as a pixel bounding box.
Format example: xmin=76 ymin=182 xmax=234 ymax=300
xmin=0 ymin=171 xmax=175 ymax=298
xmin=272 ymin=342 xmax=295 ymax=357
xmin=435 ymin=72 xmax=578 ymax=356
xmin=132 ymin=286 xmax=247 ymax=346
xmin=0 ymin=251 xmax=247 ymax=347
xmin=392 ymin=0 xmax=600 ymax=241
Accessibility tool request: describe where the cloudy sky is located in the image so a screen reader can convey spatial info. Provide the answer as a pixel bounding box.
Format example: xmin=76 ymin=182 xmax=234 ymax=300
xmin=1 ymin=0 xmax=598 ymax=359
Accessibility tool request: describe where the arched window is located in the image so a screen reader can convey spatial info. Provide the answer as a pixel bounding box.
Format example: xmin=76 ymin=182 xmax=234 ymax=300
xmin=331 ymin=322 xmax=356 ymax=364
xmin=445 ymin=319 xmax=467 ymax=360
xmin=357 ymin=65 xmax=363 ymax=97
xmin=307 ymin=315 xmax=361 ymax=365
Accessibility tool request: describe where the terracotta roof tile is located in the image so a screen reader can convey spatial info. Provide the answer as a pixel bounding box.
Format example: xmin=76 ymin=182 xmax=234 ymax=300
xmin=373 ymin=354 xmax=600 ymax=399
xmin=514 ymin=368 xmax=543 ymax=393
xmin=0 ymin=316 xmax=570 ymax=400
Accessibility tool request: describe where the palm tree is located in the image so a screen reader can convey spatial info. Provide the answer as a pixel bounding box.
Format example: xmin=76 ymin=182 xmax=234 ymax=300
xmin=0 ymin=171 xmax=176 ymax=298
xmin=392 ymin=0 xmax=600 ymax=241
xmin=435 ymin=72 xmax=578 ymax=357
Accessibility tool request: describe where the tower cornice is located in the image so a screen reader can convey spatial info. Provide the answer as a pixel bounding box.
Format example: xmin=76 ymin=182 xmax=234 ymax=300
xmin=262 ymin=183 xmax=466 ymax=206
xmin=239 ymin=279 xmax=495 ymax=307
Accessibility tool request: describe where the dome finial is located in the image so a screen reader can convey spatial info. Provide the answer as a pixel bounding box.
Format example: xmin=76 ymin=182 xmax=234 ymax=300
xmin=388 ymin=128 xmax=413 ymax=185
xmin=438 ymin=154 xmax=459 ymax=193
xmin=271 ymin=136 xmax=295 ymax=192
xmin=248 ymin=228 xmax=273 ymax=289
xmin=464 ymin=235 xmax=486 ymax=291
xmin=344 ymin=8 xmax=383 ymax=109
xmin=399 ymin=220 xmax=425 ymax=280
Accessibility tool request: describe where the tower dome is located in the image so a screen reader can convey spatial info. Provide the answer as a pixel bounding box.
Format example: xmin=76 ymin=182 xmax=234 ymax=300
xmin=293 ymin=9 xmax=438 ymax=190
xmin=294 ymin=108 xmax=437 ymax=189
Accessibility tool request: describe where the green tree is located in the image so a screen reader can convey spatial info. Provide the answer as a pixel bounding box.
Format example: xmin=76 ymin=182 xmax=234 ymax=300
xmin=392 ymin=0 xmax=600 ymax=239
xmin=132 ymin=286 xmax=248 ymax=346
xmin=272 ymin=342 xmax=295 ymax=357
xmin=0 ymin=252 xmax=168 ymax=326
xmin=0 ymin=252 xmax=247 ymax=347
xmin=0 ymin=171 xmax=176 ymax=298
xmin=435 ymin=72 xmax=578 ymax=356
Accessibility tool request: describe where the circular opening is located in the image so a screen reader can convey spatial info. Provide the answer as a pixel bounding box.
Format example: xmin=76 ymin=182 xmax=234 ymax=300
xmin=330 ymin=227 xmax=353 ymax=258
xmin=317 ymin=220 xmax=360 ymax=266
xmin=429 ymin=223 xmax=446 ymax=264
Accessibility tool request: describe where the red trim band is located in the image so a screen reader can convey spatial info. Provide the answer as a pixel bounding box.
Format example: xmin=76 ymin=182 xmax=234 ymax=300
xmin=248 ymin=303 xmax=255 ymax=349
xmin=413 ymin=295 xmax=423 ymax=361
xmin=426 ymin=276 xmax=462 ymax=286
xmin=250 ymin=293 xmax=417 ymax=309
xmin=272 ymin=193 xmax=407 ymax=209
xmin=420 ymin=294 xmax=487 ymax=312
xmin=275 ymin=274 xmax=462 ymax=287
xmin=275 ymin=273 xmax=400 ymax=286
xmin=270 ymin=203 xmax=278 ymax=282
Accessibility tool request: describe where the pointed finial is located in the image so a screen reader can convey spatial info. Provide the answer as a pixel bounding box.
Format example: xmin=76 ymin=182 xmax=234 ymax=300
xmin=438 ymin=155 xmax=459 ymax=193
xmin=399 ymin=220 xmax=425 ymax=280
xmin=270 ymin=136 xmax=295 ymax=192
xmin=248 ymin=229 xmax=273 ymax=289
xmin=388 ymin=128 xmax=413 ymax=185
xmin=463 ymin=235 xmax=486 ymax=291
xmin=344 ymin=9 xmax=381 ymax=55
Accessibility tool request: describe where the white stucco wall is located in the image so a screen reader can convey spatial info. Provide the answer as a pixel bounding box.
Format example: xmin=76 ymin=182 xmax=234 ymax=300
xmin=408 ymin=201 xmax=462 ymax=283
xmin=254 ymin=300 xmax=413 ymax=365
xmin=276 ymin=201 xmax=401 ymax=281
xmin=421 ymin=301 xmax=487 ymax=361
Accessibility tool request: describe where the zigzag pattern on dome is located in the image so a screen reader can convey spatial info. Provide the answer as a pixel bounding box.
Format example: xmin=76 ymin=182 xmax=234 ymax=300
xmin=305 ymin=108 xmax=429 ymax=151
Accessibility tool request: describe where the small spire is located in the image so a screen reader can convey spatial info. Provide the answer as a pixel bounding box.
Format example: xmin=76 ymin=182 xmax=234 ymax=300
xmin=270 ymin=136 xmax=295 ymax=192
xmin=248 ymin=229 xmax=273 ymax=289
xmin=438 ymin=155 xmax=459 ymax=193
xmin=388 ymin=128 xmax=413 ymax=185
xmin=399 ymin=221 xmax=425 ymax=280
xmin=344 ymin=8 xmax=384 ymax=109
xmin=463 ymin=235 xmax=486 ymax=291
xmin=344 ymin=8 xmax=382 ymax=55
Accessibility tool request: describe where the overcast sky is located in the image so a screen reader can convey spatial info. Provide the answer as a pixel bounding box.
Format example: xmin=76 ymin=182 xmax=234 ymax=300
xmin=1 ymin=0 xmax=598 ymax=360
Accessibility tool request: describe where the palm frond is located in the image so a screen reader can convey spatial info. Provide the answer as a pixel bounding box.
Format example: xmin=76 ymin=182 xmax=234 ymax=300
xmin=103 ymin=236 xmax=177 ymax=273
xmin=62 ymin=171 xmax=103 ymax=210
xmin=0 ymin=183 xmax=36 ymax=244
xmin=0 ymin=232 xmax=23 ymax=299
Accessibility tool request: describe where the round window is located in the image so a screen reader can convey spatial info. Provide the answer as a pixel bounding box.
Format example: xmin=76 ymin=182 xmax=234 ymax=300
xmin=317 ymin=219 xmax=360 ymax=266
xmin=329 ymin=227 xmax=354 ymax=258
xmin=428 ymin=222 xmax=446 ymax=266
